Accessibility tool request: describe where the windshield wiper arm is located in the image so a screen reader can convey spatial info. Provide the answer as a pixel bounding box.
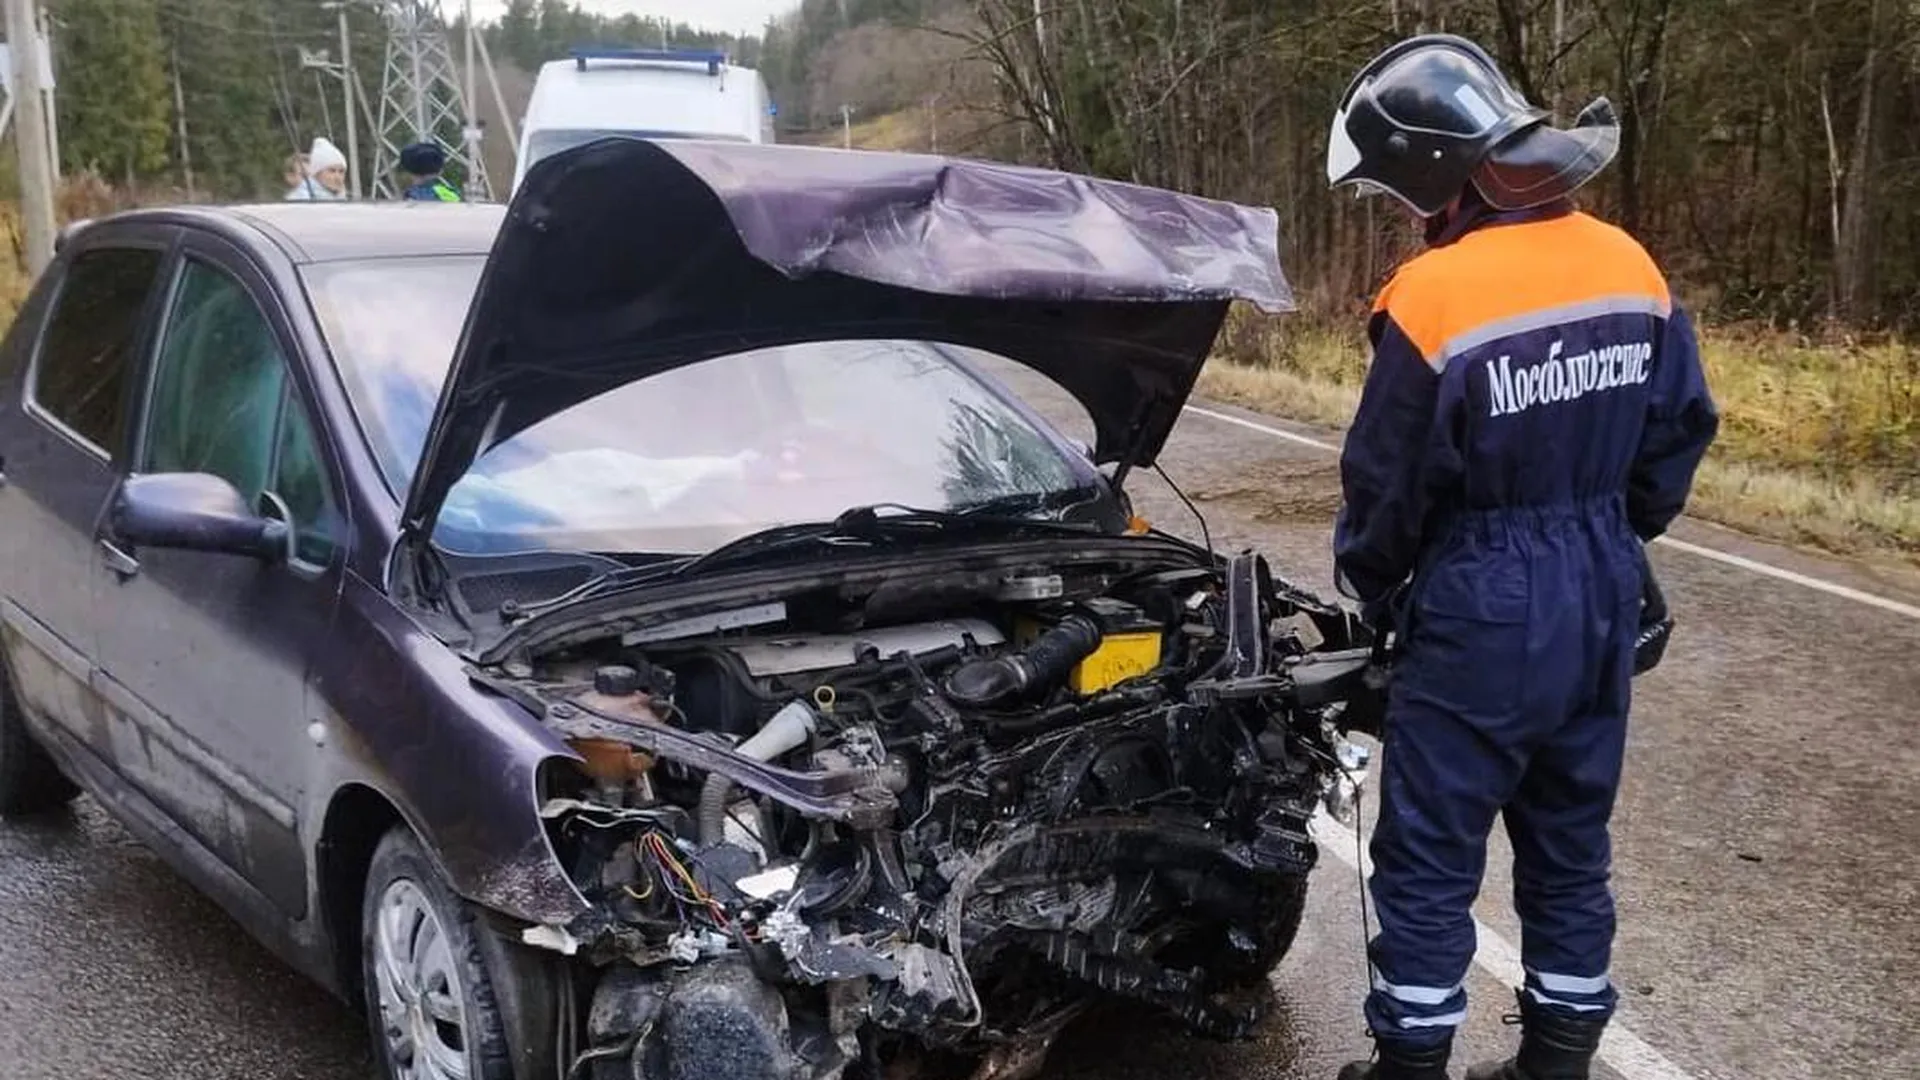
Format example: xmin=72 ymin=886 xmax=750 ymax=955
xmin=665 ymin=502 xmax=1097 ymax=582
xmin=519 ymin=493 xmax=1107 ymax=616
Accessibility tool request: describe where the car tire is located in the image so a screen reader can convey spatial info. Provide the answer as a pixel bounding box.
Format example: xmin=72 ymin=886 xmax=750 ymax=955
xmin=1207 ymin=874 xmax=1310 ymax=990
xmin=0 ymin=664 xmax=79 ymax=817
xmin=362 ymin=825 xmax=518 ymax=1080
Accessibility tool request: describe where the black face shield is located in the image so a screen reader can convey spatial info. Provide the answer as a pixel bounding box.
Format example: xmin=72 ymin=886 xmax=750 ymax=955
xmin=1327 ymin=34 xmax=1620 ymax=218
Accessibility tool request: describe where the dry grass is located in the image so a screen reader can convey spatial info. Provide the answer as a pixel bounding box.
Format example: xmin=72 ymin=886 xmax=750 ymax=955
xmin=1204 ymin=311 xmax=1920 ymax=561
xmin=791 ymin=109 xmax=935 ymax=152
xmin=0 ymin=173 xmax=187 ymax=324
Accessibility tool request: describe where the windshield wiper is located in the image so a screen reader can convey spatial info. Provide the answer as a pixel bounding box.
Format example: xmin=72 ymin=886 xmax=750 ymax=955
xmin=666 ymin=493 xmax=1103 ymax=582
xmin=517 ymin=490 xmax=1106 ymax=617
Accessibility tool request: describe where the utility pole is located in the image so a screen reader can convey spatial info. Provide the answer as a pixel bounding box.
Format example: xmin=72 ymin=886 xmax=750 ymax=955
xmin=303 ymin=8 xmax=360 ymax=199
xmin=6 ymin=0 xmax=56 ymax=276
xmin=460 ymin=0 xmax=484 ymax=199
xmin=36 ymin=1 xmax=53 ymax=180
xmin=310 ymin=4 xmax=361 ymax=199
xmin=171 ymin=45 xmax=194 ymax=198
xmin=338 ymin=3 xmax=358 ymax=198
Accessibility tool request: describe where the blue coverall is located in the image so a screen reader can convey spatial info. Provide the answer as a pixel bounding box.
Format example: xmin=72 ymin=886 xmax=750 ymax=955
xmin=1334 ymin=197 xmax=1718 ymax=1045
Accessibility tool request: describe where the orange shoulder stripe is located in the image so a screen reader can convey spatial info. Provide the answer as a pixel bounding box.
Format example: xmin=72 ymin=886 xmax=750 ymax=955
xmin=1373 ymin=213 xmax=1671 ymax=367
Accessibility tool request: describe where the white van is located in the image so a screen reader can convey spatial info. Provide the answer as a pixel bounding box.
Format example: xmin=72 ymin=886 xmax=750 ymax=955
xmin=512 ymin=48 xmax=777 ymax=192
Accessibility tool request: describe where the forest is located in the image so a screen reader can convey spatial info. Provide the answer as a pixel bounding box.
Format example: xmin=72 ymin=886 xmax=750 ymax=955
xmin=1 ymin=0 xmax=1914 ymax=556
xmin=758 ymin=0 xmax=1920 ymax=557
xmin=4 ymin=0 xmax=749 ymax=202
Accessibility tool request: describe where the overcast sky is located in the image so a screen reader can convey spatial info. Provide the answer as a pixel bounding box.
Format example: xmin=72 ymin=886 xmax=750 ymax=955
xmin=465 ymin=1 xmax=800 ymax=38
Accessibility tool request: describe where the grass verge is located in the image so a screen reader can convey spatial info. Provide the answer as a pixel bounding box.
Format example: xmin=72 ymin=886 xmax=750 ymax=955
xmin=1202 ymin=313 xmax=1920 ymax=562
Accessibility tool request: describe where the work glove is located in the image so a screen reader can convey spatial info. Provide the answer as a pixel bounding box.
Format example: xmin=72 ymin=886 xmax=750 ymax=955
xmin=1333 ymin=581 xmax=1406 ymax=740
xmin=1633 ymin=547 xmax=1673 ymax=676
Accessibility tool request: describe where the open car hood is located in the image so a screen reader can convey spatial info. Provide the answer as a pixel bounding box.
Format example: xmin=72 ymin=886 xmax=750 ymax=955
xmin=398 ymin=138 xmax=1293 ymax=540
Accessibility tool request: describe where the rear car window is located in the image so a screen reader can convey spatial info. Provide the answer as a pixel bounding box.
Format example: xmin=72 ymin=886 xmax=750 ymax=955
xmin=31 ymin=247 xmax=166 ymax=455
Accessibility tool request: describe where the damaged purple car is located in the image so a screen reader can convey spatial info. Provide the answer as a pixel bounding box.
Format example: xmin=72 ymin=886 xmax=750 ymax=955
xmin=0 ymin=139 xmax=1383 ymax=1080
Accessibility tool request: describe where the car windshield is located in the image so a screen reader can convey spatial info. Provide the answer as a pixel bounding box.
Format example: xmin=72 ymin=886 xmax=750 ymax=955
xmin=302 ymin=256 xmax=1098 ymax=556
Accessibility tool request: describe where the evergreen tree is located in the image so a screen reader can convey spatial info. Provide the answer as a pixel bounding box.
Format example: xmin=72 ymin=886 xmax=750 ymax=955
xmin=49 ymin=0 xmax=172 ymax=183
xmin=160 ymin=0 xmax=286 ymax=198
xmin=497 ymin=0 xmax=540 ymax=70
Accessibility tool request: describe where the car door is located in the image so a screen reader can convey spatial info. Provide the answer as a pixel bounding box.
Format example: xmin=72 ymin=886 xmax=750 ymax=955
xmin=0 ymin=231 xmax=174 ymax=754
xmin=90 ymin=236 xmax=349 ymax=919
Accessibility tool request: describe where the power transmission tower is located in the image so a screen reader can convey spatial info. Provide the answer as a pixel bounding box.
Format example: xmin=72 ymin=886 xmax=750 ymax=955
xmin=369 ymin=0 xmax=489 ymax=199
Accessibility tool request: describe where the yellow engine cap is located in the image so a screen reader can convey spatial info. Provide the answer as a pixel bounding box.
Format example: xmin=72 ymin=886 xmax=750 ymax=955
xmin=1070 ymin=631 xmax=1163 ymax=694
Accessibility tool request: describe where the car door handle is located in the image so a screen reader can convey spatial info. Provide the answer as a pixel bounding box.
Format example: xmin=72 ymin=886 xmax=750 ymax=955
xmin=98 ymin=538 xmax=140 ymax=580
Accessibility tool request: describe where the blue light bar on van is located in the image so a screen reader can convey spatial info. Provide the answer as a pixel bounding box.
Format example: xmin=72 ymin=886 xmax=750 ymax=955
xmin=570 ymin=47 xmax=727 ymax=76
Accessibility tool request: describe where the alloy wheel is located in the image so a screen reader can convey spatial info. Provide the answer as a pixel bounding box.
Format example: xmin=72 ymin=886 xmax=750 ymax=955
xmin=371 ymin=878 xmax=471 ymax=1080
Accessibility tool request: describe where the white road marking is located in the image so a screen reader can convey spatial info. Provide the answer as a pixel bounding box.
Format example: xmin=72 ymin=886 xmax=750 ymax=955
xmin=1183 ymin=403 xmax=1343 ymax=453
xmin=1310 ymin=809 xmax=1701 ymax=1080
xmin=1181 ymin=402 xmax=1920 ymax=623
xmin=1653 ymin=535 xmax=1920 ymax=621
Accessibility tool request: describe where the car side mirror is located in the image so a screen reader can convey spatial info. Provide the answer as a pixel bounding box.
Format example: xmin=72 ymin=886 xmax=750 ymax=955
xmin=112 ymin=473 xmax=289 ymax=564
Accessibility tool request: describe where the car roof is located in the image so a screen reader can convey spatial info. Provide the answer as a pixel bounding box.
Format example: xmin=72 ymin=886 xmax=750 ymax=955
xmin=97 ymin=202 xmax=508 ymax=265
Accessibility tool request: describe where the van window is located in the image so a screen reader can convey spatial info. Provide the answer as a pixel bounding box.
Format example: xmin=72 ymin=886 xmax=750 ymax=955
xmin=31 ymin=247 xmax=166 ymax=456
xmin=522 ymin=129 xmax=742 ymax=171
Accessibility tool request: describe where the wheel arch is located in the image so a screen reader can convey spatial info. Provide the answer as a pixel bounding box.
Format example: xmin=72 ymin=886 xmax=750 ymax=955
xmin=317 ymin=781 xmax=406 ymax=999
xmin=320 ymin=783 xmax=567 ymax=1080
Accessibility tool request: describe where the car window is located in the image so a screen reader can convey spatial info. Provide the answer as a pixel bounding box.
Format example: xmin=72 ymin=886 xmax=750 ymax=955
xmin=303 ymin=256 xmax=1099 ymax=557
xmin=273 ymin=401 xmax=341 ymax=565
xmin=31 ymin=246 xmax=166 ymax=455
xmin=147 ymin=260 xmax=287 ymax=500
xmin=145 ymin=258 xmax=340 ymax=564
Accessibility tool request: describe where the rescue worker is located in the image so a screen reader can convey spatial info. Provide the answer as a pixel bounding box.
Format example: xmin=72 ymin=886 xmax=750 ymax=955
xmin=1324 ymin=35 xmax=1719 ymax=1080
xmin=399 ymin=141 xmax=462 ymax=202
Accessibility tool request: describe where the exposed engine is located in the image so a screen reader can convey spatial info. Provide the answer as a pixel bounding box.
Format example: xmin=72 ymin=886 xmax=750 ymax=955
xmin=482 ymin=551 xmax=1382 ymax=1080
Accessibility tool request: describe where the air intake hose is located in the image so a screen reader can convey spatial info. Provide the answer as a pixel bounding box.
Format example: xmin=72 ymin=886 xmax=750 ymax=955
xmin=698 ymin=698 xmax=818 ymax=846
xmin=945 ymin=613 xmax=1103 ymax=708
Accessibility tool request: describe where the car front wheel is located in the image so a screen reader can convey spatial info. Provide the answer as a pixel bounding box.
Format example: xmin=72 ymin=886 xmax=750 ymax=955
xmin=0 ymin=664 xmax=79 ymax=817
xmin=362 ymin=826 xmax=517 ymax=1080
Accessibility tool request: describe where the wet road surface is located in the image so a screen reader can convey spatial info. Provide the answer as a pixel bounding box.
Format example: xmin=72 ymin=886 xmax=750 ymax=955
xmin=4 ymin=364 xmax=1917 ymax=1080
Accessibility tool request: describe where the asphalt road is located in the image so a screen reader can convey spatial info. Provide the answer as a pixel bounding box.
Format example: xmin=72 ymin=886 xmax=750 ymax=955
xmin=4 ymin=364 xmax=1918 ymax=1080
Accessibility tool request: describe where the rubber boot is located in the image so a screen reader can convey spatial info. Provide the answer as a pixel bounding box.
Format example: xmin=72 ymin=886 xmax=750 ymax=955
xmin=1465 ymin=991 xmax=1608 ymax=1080
xmin=1336 ymin=1036 xmax=1453 ymax=1080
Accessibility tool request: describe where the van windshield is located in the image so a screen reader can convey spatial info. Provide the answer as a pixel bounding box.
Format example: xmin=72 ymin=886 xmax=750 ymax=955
xmin=524 ymin=130 xmax=747 ymax=170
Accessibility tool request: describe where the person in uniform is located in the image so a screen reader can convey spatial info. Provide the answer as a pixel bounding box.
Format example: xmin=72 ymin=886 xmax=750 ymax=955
xmin=399 ymin=142 xmax=462 ymax=202
xmin=1323 ymin=34 xmax=1719 ymax=1080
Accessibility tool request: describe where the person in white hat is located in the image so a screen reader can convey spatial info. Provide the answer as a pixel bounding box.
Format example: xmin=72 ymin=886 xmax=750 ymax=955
xmin=286 ymin=137 xmax=349 ymax=200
